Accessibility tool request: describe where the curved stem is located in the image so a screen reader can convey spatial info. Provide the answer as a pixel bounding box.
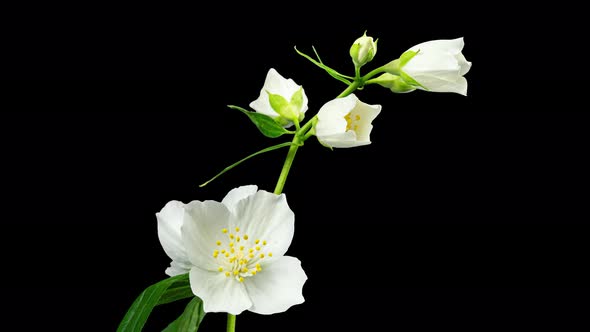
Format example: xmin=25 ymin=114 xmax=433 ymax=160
xmin=362 ymin=66 xmax=386 ymax=82
xmin=226 ymin=314 xmax=236 ymax=332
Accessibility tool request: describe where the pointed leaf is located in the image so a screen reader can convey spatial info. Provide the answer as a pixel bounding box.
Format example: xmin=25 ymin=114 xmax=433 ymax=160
xmin=162 ymin=297 xmax=206 ymax=332
xmin=117 ymin=273 xmax=191 ymax=332
xmin=229 ymin=105 xmax=291 ymax=138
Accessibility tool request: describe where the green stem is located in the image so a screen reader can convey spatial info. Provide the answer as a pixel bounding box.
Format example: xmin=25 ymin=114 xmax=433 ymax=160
xmin=226 ymin=314 xmax=236 ymax=332
xmin=273 ymin=134 xmax=302 ymax=194
xmin=273 ymin=80 xmax=361 ymax=195
xmin=362 ymin=66 xmax=386 ymax=82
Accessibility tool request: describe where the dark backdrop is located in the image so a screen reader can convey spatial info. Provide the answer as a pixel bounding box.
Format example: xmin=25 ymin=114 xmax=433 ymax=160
xmin=2 ymin=2 xmax=588 ymax=331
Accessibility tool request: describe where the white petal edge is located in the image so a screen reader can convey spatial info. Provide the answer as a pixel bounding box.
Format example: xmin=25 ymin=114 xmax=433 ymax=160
xmin=157 ymin=200 xmax=192 ymax=275
xmin=182 ymin=200 xmax=232 ymax=271
xmin=221 ymin=185 xmax=258 ymax=214
xmin=189 ymin=266 xmax=252 ymax=315
xmin=245 ymin=256 xmax=307 ymax=315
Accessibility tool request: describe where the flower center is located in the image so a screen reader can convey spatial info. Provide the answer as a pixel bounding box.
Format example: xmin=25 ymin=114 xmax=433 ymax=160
xmin=344 ymin=112 xmax=361 ymax=132
xmin=212 ymin=227 xmax=272 ymax=282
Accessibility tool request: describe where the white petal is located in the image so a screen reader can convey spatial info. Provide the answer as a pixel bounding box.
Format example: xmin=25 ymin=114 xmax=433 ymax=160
xmin=230 ymin=190 xmax=294 ymax=259
xmin=157 ymin=200 xmax=192 ymax=275
xmin=165 ymin=260 xmax=192 ymax=277
xmin=417 ymin=75 xmax=468 ymax=96
xmin=221 ymin=185 xmax=258 ymax=214
xmin=182 ymin=200 xmax=232 ymax=271
xmin=350 ymin=100 xmax=381 ymax=143
xmin=319 ymin=131 xmax=365 ymax=148
xmin=409 ymin=37 xmax=464 ymax=55
xmin=456 ymin=52 xmax=472 ymax=76
xmin=315 ymin=95 xmax=357 ymax=137
xmin=245 ymin=256 xmax=307 ymax=314
xmin=189 ymin=266 xmax=252 ymax=315
xmin=404 ymin=52 xmax=460 ymax=74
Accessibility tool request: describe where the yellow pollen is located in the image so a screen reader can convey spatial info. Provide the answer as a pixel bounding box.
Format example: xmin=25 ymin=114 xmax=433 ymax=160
xmin=240 ymin=259 xmax=247 ymax=265
xmin=355 ymin=114 xmax=361 ymax=121
xmin=251 ymin=270 xmax=257 ymax=275
xmin=256 ymin=263 xmax=262 ymax=271
xmin=255 ymin=239 xmax=260 ymax=244
xmin=229 ymin=234 xmax=234 ymax=240
xmin=248 ymin=253 xmax=254 ymax=258
xmin=240 ymin=246 xmax=245 ymax=251
xmin=236 ymin=236 xmax=241 ymax=242
xmin=221 ymin=250 xmax=226 ymax=254
xmin=259 ymin=253 xmax=265 ymax=259
xmin=262 ymin=240 xmax=267 ymax=245
xmin=216 ymin=241 xmax=221 ymax=246
xmin=345 ymin=113 xmax=352 ymax=130
xmin=268 ymin=252 xmax=273 ymax=257
xmin=225 ymin=271 xmax=230 ymax=277
xmin=255 ymin=246 xmax=261 ymax=251
xmin=239 ymin=277 xmax=244 ymax=282
xmin=229 ymin=242 xmax=234 ymax=248
xmin=249 ymin=249 xmax=254 ymax=253
xmin=230 ymin=248 xmax=235 ymax=253
xmin=225 ymin=253 xmax=230 ymax=257
xmin=233 ymin=270 xmax=239 ymax=276
xmin=241 ymin=267 xmax=249 ymax=273
xmin=222 ymin=228 xmax=228 ymax=234
xmin=218 ymin=267 xmax=224 ymax=272
xmin=235 ymin=227 xmax=240 ymax=232
xmin=243 ymin=235 xmax=249 ymax=240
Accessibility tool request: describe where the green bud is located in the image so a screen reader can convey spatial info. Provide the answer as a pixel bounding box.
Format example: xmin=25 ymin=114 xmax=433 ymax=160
xmin=349 ymin=32 xmax=377 ymax=68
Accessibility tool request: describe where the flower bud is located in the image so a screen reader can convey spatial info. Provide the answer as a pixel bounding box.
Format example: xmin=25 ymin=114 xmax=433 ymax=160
xmin=349 ymin=32 xmax=377 ymax=69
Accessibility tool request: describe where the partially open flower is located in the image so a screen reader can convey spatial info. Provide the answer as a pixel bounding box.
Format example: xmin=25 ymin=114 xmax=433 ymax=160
xmin=383 ymin=37 xmax=472 ymax=95
xmin=157 ymin=185 xmax=307 ymax=315
xmin=249 ymin=68 xmax=308 ymax=128
xmin=314 ymin=94 xmax=381 ymax=148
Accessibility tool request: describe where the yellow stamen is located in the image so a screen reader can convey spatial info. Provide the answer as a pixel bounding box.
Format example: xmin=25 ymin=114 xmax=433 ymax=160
xmin=225 ymin=271 xmax=230 ymax=277
xmin=255 ymin=239 xmax=260 ymax=244
xmin=222 ymin=228 xmax=228 ymax=234
xmin=235 ymin=227 xmax=240 ymax=232
xmin=255 ymin=246 xmax=261 ymax=251
xmin=243 ymin=235 xmax=249 ymax=240
xmin=233 ymin=270 xmax=239 ymax=276
xmin=239 ymin=246 xmax=245 ymax=251
xmin=259 ymin=253 xmax=265 ymax=259
xmin=229 ymin=234 xmax=234 ymax=240
xmin=218 ymin=267 xmax=224 ymax=272
xmin=268 ymin=252 xmax=273 ymax=257
xmin=239 ymin=277 xmax=244 ymax=282
xmin=248 ymin=253 xmax=254 ymax=258
xmin=216 ymin=240 xmax=221 ymax=246
xmin=262 ymin=240 xmax=267 ymax=245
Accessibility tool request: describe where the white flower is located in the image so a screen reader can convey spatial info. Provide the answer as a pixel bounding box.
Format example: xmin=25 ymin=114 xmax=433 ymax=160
xmin=156 ymin=185 xmax=307 ymax=315
xmin=399 ymin=37 xmax=472 ymax=96
xmin=314 ymin=94 xmax=381 ymax=148
xmin=249 ymin=68 xmax=309 ymax=128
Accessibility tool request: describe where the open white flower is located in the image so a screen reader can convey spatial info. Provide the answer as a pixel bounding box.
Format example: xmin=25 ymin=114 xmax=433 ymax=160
xmin=399 ymin=37 xmax=472 ymax=96
xmin=249 ymin=68 xmax=308 ymax=128
xmin=157 ymin=185 xmax=307 ymax=315
xmin=314 ymin=94 xmax=381 ymax=148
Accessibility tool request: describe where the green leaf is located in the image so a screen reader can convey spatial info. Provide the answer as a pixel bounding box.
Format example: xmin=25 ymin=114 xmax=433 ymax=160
xmin=157 ymin=282 xmax=194 ymax=306
xmin=117 ymin=273 xmax=191 ymax=332
xmin=229 ymin=105 xmax=291 ymax=138
xmin=162 ymin=297 xmax=206 ymax=332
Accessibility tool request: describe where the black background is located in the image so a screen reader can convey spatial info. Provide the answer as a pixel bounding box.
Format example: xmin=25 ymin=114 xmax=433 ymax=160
xmin=1 ymin=2 xmax=588 ymax=331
